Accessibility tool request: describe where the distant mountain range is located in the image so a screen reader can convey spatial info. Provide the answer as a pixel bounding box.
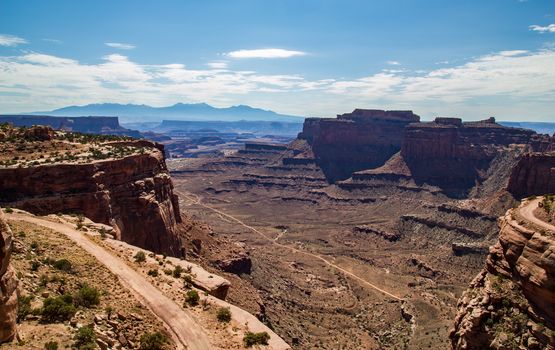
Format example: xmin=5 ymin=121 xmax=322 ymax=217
xmin=29 ymin=103 xmax=305 ymax=123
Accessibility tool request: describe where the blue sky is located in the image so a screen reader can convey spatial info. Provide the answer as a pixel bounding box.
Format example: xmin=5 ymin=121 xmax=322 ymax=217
xmin=1 ymin=0 xmax=555 ymax=121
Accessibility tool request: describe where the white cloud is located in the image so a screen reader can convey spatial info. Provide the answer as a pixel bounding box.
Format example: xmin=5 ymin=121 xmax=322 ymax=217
xmin=386 ymin=60 xmax=401 ymax=65
xmin=0 ymin=48 xmax=555 ymax=121
xmin=529 ymin=24 xmax=555 ymax=33
xmin=105 ymin=42 xmax=136 ymax=50
xmin=207 ymin=61 xmax=228 ymax=69
xmin=0 ymin=34 xmax=27 ymax=47
xmin=226 ymin=48 xmax=306 ymax=58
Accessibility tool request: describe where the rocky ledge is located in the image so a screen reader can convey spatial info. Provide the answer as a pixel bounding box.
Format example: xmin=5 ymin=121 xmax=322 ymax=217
xmin=0 ymin=209 xmax=18 ymax=343
xmin=0 ymin=126 xmax=182 ymax=256
xmin=450 ymin=202 xmax=555 ymax=349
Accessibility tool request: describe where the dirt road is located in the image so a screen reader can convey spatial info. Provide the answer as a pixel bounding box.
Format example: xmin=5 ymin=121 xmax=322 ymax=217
xmin=519 ymin=198 xmax=555 ymax=232
xmin=8 ymin=212 xmax=211 ymax=350
xmin=176 ymin=190 xmax=403 ymax=301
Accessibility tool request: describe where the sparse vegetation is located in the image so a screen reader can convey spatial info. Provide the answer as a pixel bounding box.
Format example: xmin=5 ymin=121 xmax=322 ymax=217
xmin=148 ymin=269 xmax=159 ymax=277
xmin=243 ymin=331 xmax=270 ymax=347
xmin=74 ymin=284 xmax=100 ymax=308
xmin=52 ymin=258 xmax=72 ymax=272
xmin=3 ymin=207 xmax=13 ymax=213
xmin=216 ymin=307 xmax=232 ymax=323
xmin=74 ymin=325 xmax=96 ymax=349
xmin=41 ymin=294 xmax=76 ymax=322
xmin=172 ymin=265 xmax=184 ymax=278
xmin=134 ymin=251 xmax=146 ymax=263
xmin=184 ymin=290 xmax=200 ymax=307
xmin=17 ymin=295 xmax=34 ymax=322
xmin=139 ymin=331 xmax=168 ymax=350
xmin=44 ymin=341 xmax=58 ymax=350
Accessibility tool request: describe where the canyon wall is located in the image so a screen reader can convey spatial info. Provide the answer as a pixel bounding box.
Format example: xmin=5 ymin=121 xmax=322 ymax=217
xmin=450 ymin=205 xmax=555 ymax=349
xmin=507 ymin=152 xmax=555 ymax=198
xmin=0 ymin=209 xmax=18 ymax=343
xmin=0 ymin=140 xmax=183 ymax=256
xmin=298 ymin=109 xmax=420 ymax=181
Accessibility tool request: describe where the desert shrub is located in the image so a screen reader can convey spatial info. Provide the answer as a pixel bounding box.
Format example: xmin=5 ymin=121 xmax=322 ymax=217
xmin=75 ymin=284 xmax=100 ymax=308
xmin=41 ymin=294 xmax=76 ymax=322
xmin=216 ymin=307 xmax=231 ymax=323
xmin=183 ymin=274 xmax=193 ymax=285
xmin=30 ymin=241 xmax=39 ymax=250
xmin=139 ymin=331 xmax=167 ymax=350
xmin=52 ymin=258 xmax=72 ymax=272
xmin=243 ymin=332 xmax=270 ymax=347
xmin=31 ymin=260 xmax=40 ymax=271
xmin=148 ymin=269 xmax=159 ymax=277
xmin=134 ymin=251 xmax=146 ymax=263
xmin=44 ymin=341 xmax=58 ymax=350
xmin=17 ymin=295 xmax=34 ymax=322
xmin=3 ymin=207 xmax=13 ymax=214
xmin=164 ymin=269 xmax=172 ymax=275
xmin=172 ymin=265 xmax=184 ymax=278
xmin=74 ymin=325 xmax=96 ymax=349
xmin=184 ymin=290 xmax=199 ymax=307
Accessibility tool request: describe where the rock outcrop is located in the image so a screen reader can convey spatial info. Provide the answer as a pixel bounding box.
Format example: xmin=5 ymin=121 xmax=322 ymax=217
xmin=298 ymin=109 xmax=420 ymax=181
xmin=0 ymin=140 xmax=183 ymax=256
xmin=507 ymin=151 xmax=555 ymax=198
xmin=0 ymin=209 xmax=18 ymax=343
xmin=450 ymin=203 xmax=555 ymax=349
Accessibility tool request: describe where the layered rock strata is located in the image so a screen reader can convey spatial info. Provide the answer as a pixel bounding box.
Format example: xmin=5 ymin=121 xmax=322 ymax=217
xmin=0 ymin=140 xmax=183 ymax=256
xmin=450 ymin=203 xmax=555 ymax=349
xmin=0 ymin=209 xmax=18 ymax=343
xmin=507 ymin=151 xmax=555 ymax=198
xmin=298 ymin=109 xmax=420 ymax=181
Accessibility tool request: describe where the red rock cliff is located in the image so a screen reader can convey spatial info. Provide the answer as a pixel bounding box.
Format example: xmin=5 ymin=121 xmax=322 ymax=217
xmin=507 ymin=151 xmax=555 ymax=199
xmin=298 ymin=109 xmax=420 ymax=181
xmin=450 ymin=204 xmax=555 ymax=349
xmin=0 ymin=140 xmax=183 ymax=256
xmin=0 ymin=209 xmax=18 ymax=343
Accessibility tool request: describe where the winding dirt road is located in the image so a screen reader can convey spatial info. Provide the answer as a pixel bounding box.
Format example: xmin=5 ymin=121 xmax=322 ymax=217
xmin=518 ymin=198 xmax=555 ymax=232
xmin=176 ymin=190 xmax=403 ymax=301
xmin=8 ymin=212 xmax=211 ymax=350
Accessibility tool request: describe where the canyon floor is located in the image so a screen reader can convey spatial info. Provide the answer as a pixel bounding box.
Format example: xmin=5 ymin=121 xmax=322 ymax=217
xmin=169 ymin=157 xmax=493 ymax=350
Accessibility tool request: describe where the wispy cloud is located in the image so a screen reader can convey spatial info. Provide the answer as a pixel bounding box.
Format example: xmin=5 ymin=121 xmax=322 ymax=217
xmin=43 ymin=38 xmax=63 ymax=44
xmin=0 ymin=48 xmax=554 ymax=120
xmin=529 ymin=24 xmax=555 ymax=33
xmin=0 ymin=34 xmax=27 ymax=47
xmin=386 ymin=60 xmax=401 ymax=65
xmin=105 ymin=42 xmax=136 ymax=50
xmin=207 ymin=61 xmax=228 ymax=69
xmin=226 ymin=48 xmax=306 ymax=58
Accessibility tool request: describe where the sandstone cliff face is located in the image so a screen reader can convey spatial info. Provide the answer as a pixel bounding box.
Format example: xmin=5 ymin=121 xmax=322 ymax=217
xmin=0 ymin=209 xmax=18 ymax=343
xmin=507 ymin=152 xmax=555 ymax=199
xmin=399 ymin=117 xmax=539 ymax=197
xmin=298 ymin=109 xmax=420 ymax=181
xmin=450 ymin=206 xmax=555 ymax=349
xmin=0 ymin=140 xmax=183 ymax=256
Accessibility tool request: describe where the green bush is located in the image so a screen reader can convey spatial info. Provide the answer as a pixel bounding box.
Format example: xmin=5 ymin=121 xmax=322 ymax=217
xmin=74 ymin=325 xmax=96 ymax=349
xmin=75 ymin=284 xmax=100 ymax=308
xmin=172 ymin=265 xmax=184 ymax=278
xmin=17 ymin=295 xmax=34 ymax=322
xmin=243 ymin=332 xmax=270 ymax=347
xmin=139 ymin=331 xmax=168 ymax=350
xmin=44 ymin=341 xmax=58 ymax=350
xmin=31 ymin=260 xmax=40 ymax=271
xmin=216 ymin=307 xmax=231 ymax=323
xmin=134 ymin=251 xmax=146 ymax=263
xmin=52 ymin=259 xmax=72 ymax=272
xmin=184 ymin=290 xmax=199 ymax=307
xmin=41 ymin=294 xmax=76 ymax=322
xmin=148 ymin=269 xmax=159 ymax=277
xmin=3 ymin=207 xmax=13 ymax=214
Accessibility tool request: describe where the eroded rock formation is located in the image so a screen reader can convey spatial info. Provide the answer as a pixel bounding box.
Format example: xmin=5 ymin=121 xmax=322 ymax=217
xmin=0 ymin=209 xmax=18 ymax=343
xmin=450 ymin=205 xmax=555 ymax=349
xmin=507 ymin=151 xmax=555 ymax=198
xmin=0 ymin=140 xmax=183 ymax=256
xmin=298 ymin=109 xmax=420 ymax=181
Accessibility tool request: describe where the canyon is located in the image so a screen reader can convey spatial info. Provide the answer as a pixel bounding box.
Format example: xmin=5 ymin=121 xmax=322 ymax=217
xmin=0 ymin=109 xmax=554 ymax=349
